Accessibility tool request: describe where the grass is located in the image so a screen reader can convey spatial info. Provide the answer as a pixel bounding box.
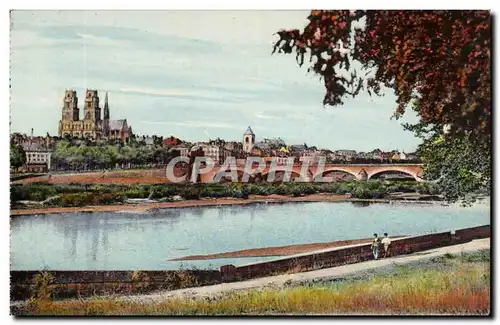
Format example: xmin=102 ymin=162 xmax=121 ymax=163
xmin=15 ymin=251 xmax=490 ymax=316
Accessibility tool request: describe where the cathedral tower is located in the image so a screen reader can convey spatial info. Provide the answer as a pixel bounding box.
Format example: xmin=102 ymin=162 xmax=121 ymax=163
xmin=58 ymin=90 xmax=80 ymax=137
xmin=84 ymin=89 xmax=101 ymax=121
xmin=61 ymin=90 xmax=79 ymax=121
xmin=82 ymin=89 xmax=103 ymax=139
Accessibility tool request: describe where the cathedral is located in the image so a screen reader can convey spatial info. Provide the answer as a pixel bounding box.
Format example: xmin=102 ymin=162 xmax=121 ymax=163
xmin=58 ymin=89 xmax=132 ymax=142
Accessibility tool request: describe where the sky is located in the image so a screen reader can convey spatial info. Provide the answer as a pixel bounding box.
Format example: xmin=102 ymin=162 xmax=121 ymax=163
xmin=10 ymin=10 xmax=421 ymax=152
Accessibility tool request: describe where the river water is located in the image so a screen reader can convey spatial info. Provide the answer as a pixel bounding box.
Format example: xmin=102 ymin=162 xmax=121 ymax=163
xmin=10 ymin=201 xmax=490 ymax=271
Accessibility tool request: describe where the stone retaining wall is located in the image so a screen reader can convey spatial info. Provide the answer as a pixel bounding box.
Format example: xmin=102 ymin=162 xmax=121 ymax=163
xmin=220 ymin=224 xmax=490 ymax=281
xmin=10 ymin=270 xmax=221 ymax=301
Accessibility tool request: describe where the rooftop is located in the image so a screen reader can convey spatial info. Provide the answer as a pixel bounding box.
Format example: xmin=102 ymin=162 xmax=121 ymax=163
xmin=244 ymin=126 xmax=254 ymax=135
xmin=109 ymin=119 xmax=127 ymax=131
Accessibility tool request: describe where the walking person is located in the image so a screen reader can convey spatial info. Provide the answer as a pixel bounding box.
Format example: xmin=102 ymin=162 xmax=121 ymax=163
xmin=371 ymin=233 xmax=380 ymax=260
xmin=381 ymin=233 xmax=391 ymax=258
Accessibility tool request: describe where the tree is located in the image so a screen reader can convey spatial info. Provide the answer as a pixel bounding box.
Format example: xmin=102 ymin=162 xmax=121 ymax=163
xmin=403 ymin=101 xmax=490 ymax=203
xmin=273 ymin=10 xmax=491 ymax=201
xmin=10 ymin=144 xmax=26 ymax=172
xmin=273 ymin=10 xmax=490 ymax=140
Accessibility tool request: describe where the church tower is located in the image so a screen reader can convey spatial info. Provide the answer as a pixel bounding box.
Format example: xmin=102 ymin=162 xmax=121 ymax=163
xmin=243 ymin=126 xmax=255 ymax=154
xmin=61 ymin=90 xmax=79 ymax=121
xmin=83 ymin=89 xmax=101 ymax=121
xmin=103 ymin=92 xmax=110 ymax=136
xmin=58 ymin=90 xmax=79 ymax=137
xmin=103 ymin=92 xmax=110 ymax=120
xmin=83 ymin=89 xmax=102 ymax=139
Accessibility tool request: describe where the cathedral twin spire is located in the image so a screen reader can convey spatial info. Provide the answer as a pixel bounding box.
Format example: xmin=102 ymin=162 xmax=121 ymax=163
xmin=63 ymin=89 xmax=110 ymax=122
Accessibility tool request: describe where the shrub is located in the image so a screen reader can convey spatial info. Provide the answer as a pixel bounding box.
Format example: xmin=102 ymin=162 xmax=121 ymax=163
xmin=59 ymin=193 xmax=95 ymax=207
xmin=93 ymin=193 xmax=124 ymax=205
xmin=10 ymin=185 xmax=58 ymax=202
xmin=274 ymin=184 xmax=291 ymax=195
xmin=182 ymin=187 xmax=201 ymax=200
xmin=31 ymin=271 xmax=53 ymax=302
xmin=120 ymin=188 xmax=150 ymax=199
xmin=246 ymin=184 xmax=270 ymax=196
xmin=54 ymin=184 xmax=86 ymax=194
xmin=89 ymin=185 xmax=114 ymax=193
xmin=350 ymin=187 xmax=386 ymax=199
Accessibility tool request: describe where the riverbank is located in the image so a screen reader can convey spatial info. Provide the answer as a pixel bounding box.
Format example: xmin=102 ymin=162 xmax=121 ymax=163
xmin=10 ymin=194 xmax=349 ymax=216
xmin=10 ymin=193 xmax=449 ymax=217
xmin=10 ymin=180 xmax=442 ymax=213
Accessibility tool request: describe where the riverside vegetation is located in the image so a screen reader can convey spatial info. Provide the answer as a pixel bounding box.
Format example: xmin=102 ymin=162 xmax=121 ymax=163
xmin=13 ymin=250 xmax=490 ymax=316
xmin=10 ymin=180 xmax=441 ymax=209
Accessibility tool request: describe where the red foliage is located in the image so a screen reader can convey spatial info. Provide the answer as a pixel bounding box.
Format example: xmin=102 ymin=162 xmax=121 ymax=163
xmin=273 ymin=10 xmax=491 ymax=141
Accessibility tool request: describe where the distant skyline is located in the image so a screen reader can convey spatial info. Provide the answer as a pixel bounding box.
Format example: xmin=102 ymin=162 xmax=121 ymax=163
xmin=10 ymin=10 xmax=421 ymax=152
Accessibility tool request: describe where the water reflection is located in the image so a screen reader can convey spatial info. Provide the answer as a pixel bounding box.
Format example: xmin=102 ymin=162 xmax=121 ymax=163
xmin=11 ymin=201 xmax=490 ymax=271
xmin=351 ymin=201 xmax=372 ymax=207
xmin=102 ymin=215 xmax=109 ymax=253
xmin=190 ymin=208 xmax=205 ymax=218
xmin=69 ymin=226 xmax=77 ymax=261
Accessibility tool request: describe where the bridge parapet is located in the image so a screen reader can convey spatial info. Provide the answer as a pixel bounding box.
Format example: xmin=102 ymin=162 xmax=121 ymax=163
xmin=184 ymin=161 xmax=425 ymax=184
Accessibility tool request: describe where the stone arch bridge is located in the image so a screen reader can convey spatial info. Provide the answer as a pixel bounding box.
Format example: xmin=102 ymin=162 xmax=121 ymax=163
xmin=193 ymin=163 xmax=425 ymax=183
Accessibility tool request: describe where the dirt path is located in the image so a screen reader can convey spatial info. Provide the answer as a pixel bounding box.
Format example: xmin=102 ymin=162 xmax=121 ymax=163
xmin=120 ymin=238 xmax=490 ymax=304
xmin=10 ymin=194 xmax=349 ymax=216
xmin=11 ymin=169 xmax=171 ymax=185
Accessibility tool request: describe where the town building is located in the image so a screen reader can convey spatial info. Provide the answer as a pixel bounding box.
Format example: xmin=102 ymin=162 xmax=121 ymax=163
xmin=332 ymin=149 xmax=358 ymax=161
xmin=21 ymin=142 xmax=52 ymax=172
xmin=163 ymin=136 xmax=182 ymax=147
xmin=58 ymin=89 xmax=132 ymax=142
xmin=137 ymin=135 xmax=156 ymax=147
xmin=191 ymin=143 xmax=222 ymax=165
xmin=261 ymin=138 xmax=286 ymax=149
xmin=172 ymin=145 xmax=189 ymax=158
xmin=11 ymin=130 xmax=55 ymax=150
xmin=301 ymin=147 xmax=320 ymax=164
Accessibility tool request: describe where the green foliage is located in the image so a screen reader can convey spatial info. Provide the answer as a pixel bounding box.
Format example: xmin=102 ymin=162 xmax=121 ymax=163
xmin=58 ymin=192 xmax=124 ymax=207
xmin=10 ymin=184 xmax=58 ymax=202
xmin=273 ymin=10 xmax=491 ymax=204
xmin=31 ymin=271 xmax=53 ymax=302
xmin=273 ymin=10 xmax=491 ymax=142
xmin=11 ymin=181 xmax=441 ymax=208
xmin=10 ymin=144 xmax=26 ymax=171
xmin=119 ymin=187 xmax=150 ymax=199
xmin=51 ymin=140 xmax=180 ymax=170
xmin=404 ymin=102 xmax=490 ymax=203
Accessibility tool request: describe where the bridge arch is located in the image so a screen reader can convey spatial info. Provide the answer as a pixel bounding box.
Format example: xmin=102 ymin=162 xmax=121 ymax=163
xmin=312 ymin=168 xmax=359 ymax=182
xmin=368 ymin=169 xmax=420 ymax=181
xmin=257 ymin=170 xmax=304 ymax=183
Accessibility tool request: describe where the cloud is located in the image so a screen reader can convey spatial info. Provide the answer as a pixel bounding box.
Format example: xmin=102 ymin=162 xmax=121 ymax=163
xmin=255 ymin=112 xmax=278 ymax=120
xmin=137 ymin=120 xmax=241 ymax=130
xmin=119 ymin=87 xmax=191 ymax=97
xmin=10 ymin=11 xmax=421 ymax=152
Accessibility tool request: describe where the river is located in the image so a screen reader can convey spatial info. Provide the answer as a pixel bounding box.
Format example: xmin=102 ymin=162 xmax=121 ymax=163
xmin=10 ymin=201 xmax=490 ymax=270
